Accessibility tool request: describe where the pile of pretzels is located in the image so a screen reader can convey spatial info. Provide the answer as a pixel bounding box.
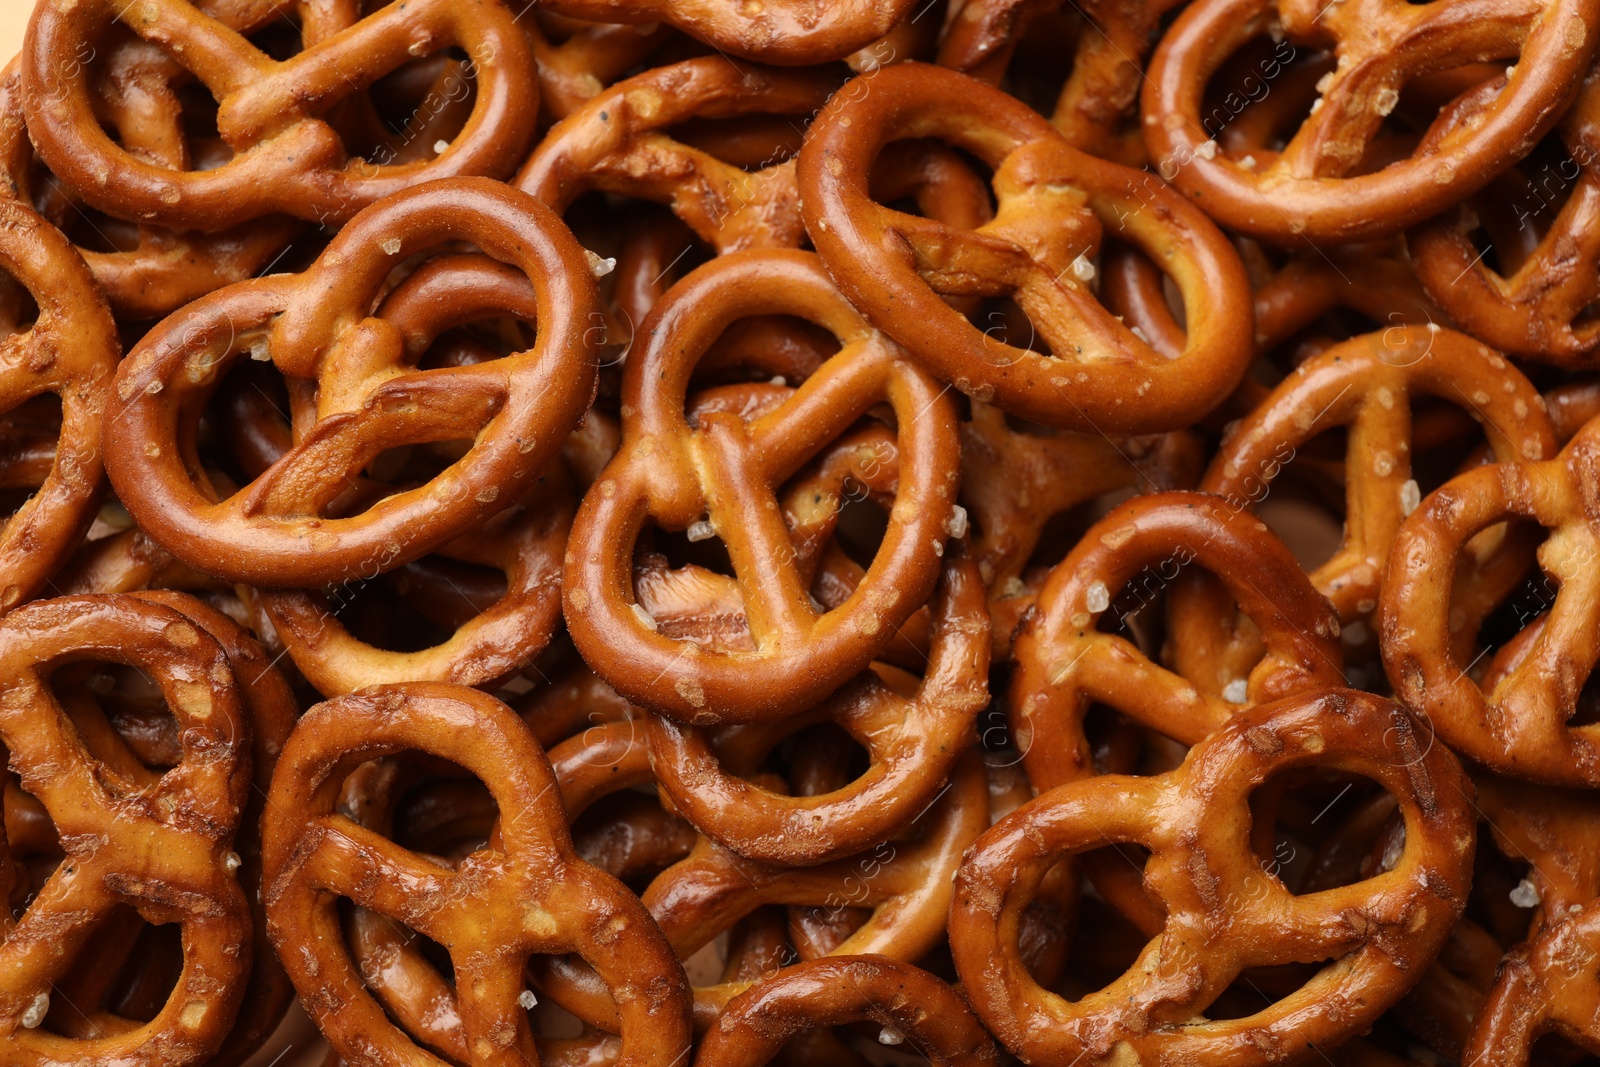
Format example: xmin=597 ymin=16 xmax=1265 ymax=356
xmin=3 ymin=0 xmax=1600 ymax=1064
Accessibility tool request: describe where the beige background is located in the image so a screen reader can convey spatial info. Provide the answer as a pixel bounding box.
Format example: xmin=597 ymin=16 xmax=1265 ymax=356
xmin=2 ymin=4 xmax=27 ymax=67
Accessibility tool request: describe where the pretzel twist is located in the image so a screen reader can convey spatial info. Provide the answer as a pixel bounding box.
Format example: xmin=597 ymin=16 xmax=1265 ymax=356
xmin=1381 ymin=412 xmax=1600 ymax=787
xmin=104 ymin=178 xmax=599 ymax=588
xmin=564 ymin=249 xmax=961 ymax=723
xmin=952 ymin=688 xmax=1476 ymax=1066
xmin=1009 ymin=491 xmax=1343 ymax=791
xmin=1142 ymin=0 xmax=1600 ymax=241
xmin=21 ymin=0 xmax=537 ymax=230
xmin=0 ymin=595 xmax=255 ymax=1065
xmin=695 ymin=956 xmax=999 ymax=1067
xmin=800 ymin=62 xmax=1253 ymax=433
xmin=647 ymin=553 xmax=989 ymax=866
xmin=262 ymin=682 xmax=693 ymax=1067
xmin=1462 ymin=901 xmax=1600 ymax=1064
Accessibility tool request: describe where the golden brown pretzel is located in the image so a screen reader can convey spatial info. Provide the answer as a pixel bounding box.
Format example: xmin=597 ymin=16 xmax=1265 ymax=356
xmin=517 ymin=10 xmax=675 ymax=124
xmin=800 ymin=62 xmax=1253 ymax=433
xmin=696 ymin=956 xmax=999 ymax=1067
xmin=104 ymin=178 xmax=600 ymax=589
xmin=0 ymin=595 xmax=256 ymax=1065
xmin=563 ymin=250 xmax=961 ymax=724
xmin=1410 ymin=74 xmax=1600 ymax=366
xmin=1008 ymin=491 xmax=1344 ymax=792
xmin=1461 ymin=901 xmax=1600 ymax=1065
xmin=1142 ymin=0 xmax=1600 ymax=242
xmin=952 ymin=688 xmax=1476 ymax=1066
xmin=646 ymin=553 xmax=988 ymax=865
xmin=0 ymin=197 xmax=117 ymax=614
xmin=526 ymin=0 xmax=919 ymax=65
xmin=262 ymin=682 xmax=693 ymax=1067
xmin=1380 ymin=411 xmax=1600 ymax=787
xmin=21 ymin=0 xmax=538 ymax=231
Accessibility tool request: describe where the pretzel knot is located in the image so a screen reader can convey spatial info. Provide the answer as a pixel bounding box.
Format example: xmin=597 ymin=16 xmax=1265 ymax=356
xmin=564 ymin=249 xmax=961 ymax=724
xmin=0 ymin=197 xmax=117 ymax=613
xmin=104 ymin=177 xmax=600 ymax=589
xmin=697 ymin=956 xmax=999 ymax=1067
xmin=21 ymin=0 xmax=538 ymax=231
xmin=799 ymin=62 xmax=1252 ymax=434
xmin=1463 ymin=900 xmax=1600 ymax=1064
xmin=646 ymin=552 xmax=989 ymax=866
xmin=1381 ymin=413 xmax=1600 ymax=787
xmin=0 ymin=595 xmax=255 ymax=1065
xmin=1008 ymin=491 xmax=1343 ymax=791
xmin=951 ymin=688 xmax=1476 ymax=1066
xmin=1142 ymin=0 xmax=1600 ymax=242
xmin=262 ymin=682 xmax=693 ymax=1067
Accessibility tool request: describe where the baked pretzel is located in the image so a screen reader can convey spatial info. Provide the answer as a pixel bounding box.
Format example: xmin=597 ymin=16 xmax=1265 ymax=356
xmin=529 ymin=0 xmax=919 ymax=65
xmin=0 ymin=197 xmax=117 ymax=614
xmin=517 ymin=10 xmax=675 ymax=124
xmin=1410 ymin=74 xmax=1600 ymax=366
xmin=1008 ymin=491 xmax=1343 ymax=791
xmin=1168 ymin=327 xmax=1555 ymax=632
xmin=21 ymin=0 xmax=536 ymax=231
xmin=800 ymin=62 xmax=1253 ymax=433
xmin=1477 ymin=774 xmax=1600 ymax=927
xmin=0 ymin=595 xmax=257 ymax=1065
xmin=646 ymin=553 xmax=988 ymax=865
xmin=563 ymin=250 xmax=961 ymax=723
xmin=1380 ymin=411 xmax=1600 ymax=787
xmin=262 ymin=682 xmax=693 ymax=1067
xmin=1462 ymin=900 xmax=1600 ymax=1065
xmin=0 ymin=58 xmax=293 ymax=321
xmin=696 ymin=956 xmax=999 ymax=1067
xmin=1142 ymin=0 xmax=1600 ymax=241
xmin=953 ymin=688 xmax=1475 ymax=1066
xmin=104 ymin=178 xmax=600 ymax=589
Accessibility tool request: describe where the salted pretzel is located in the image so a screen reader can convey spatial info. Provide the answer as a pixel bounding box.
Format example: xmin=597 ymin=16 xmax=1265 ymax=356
xmin=1009 ymin=491 xmax=1343 ymax=791
xmin=953 ymin=688 xmax=1475 ymax=1065
xmin=937 ymin=0 xmax=1186 ymax=164
xmin=529 ymin=0 xmax=918 ymax=64
xmin=800 ymin=62 xmax=1253 ymax=434
xmin=21 ymin=0 xmax=536 ymax=231
xmin=1142 ymin=0 xmax=1600 ymax=242
xmin=1381 ymin=412 xmax=1600 ymax=787
xmin=1476 ymin=774 xmax=1600 ymax=928
xmin=1168 ymin=328 xmax=1555 ymax=645
xmin=1462 ymin=900 xmax=1600 ymax=1065
xmin=262 ymin=682 xmax=693 ymax=1067
xmin=0 ymin=197 xmax=117 ymax=614
xmin=697 ymin=956 xmax=999 ymax=1067
xmin=534 ymin=721 xmax=989 ymax=1028
xmin=104 ymin=178 xmax=599 ymax=589
xmin=0 ymin=595 xmax=257 ymax=1064
xmin=1410 ymin=74 xmax=1600 ymax=366
xmin=563 ymin=250 xmax=961 ymax=724
xmin=646 ymin=553 xmax=988 ymax=866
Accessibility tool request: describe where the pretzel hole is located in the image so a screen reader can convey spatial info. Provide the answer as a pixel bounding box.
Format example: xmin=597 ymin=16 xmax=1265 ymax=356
xmin=51 ymin=660 xmax=182 ymax=773
xmin=4 ymin=777 xmax=62 ymax=914
xmin=0 ymin=394 xmax=64 ymax=518
xmin=0 ymin=267 xmax=38 ymax=334
xmin=1249 ymin=770 xmax=1397 ymax=896
xmin=39 ymin=907 xmax=186 ymax=1036
xmin=357 ymin=50 xmax=478 ymax=165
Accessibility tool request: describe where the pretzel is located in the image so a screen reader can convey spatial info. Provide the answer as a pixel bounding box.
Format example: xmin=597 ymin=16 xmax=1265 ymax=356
xmin=21 ymin=0 xmax=537 ymax=231
xmin=1476 ymin=774 xmax=1600 ymax=927
xmin=1009 ymin=491 xmax=1343 ymax=792
xmin=1142 ymin=0 xmax=1600 ymax=242
xmin=516 ymin=10 xmax=674 ymax=124
xmin=1410 ymin=75 xmax=1600 ymax=366
xmin=0 ymin=197 xmax=118 ymax=614
xmin=262 ymin=682 xmax=693 ymax=1067
xmin=1167 ymin=328 xmax=1555 ymax=650
xmin=563 ymin=249 xmax=961 ymax=724
xmin=104 ymin=178 xmax=600 ymax=589
xmin=800 ymin=62 xmax=1253 ymax=433
xmin=534 ymin=721 xmax=989 ymax=1028
xmin=952 ymin=688 xmax=1475 ymax=1065
xmin=1380 ymin=411 xmax=1600 ymax=787
xmin=697 ymin=956 xmax=999 ymax=1067
xmin=0 ymin=594 xmax=257 ymax=1064
xmin=1462 ymin=900 xmax=1600 ymax=1065
xmin=528 ymin=0 xmax=919 ymax=65
xmin=937 ymin=0 xmax=1186 ymax=164
xmin=0 ymin=58 xmax=293 ymax=321
xmin=646 ymin=553 xmax=987 ymax=865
